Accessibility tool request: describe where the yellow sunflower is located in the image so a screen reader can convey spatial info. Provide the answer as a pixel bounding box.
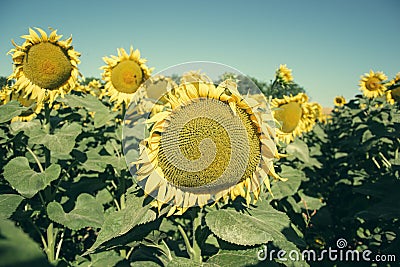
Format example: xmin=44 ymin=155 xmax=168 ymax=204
xmin=386 ymin=85 xmax=400 ymax=105
xmin=334 ymin=96 xmax=346 ymax=107
xmin=131 ymin=75 xmax=178 ymax=116
xmin=7 ymin=27 xmax=80 ymax=105
xmin=359 ymin=70 xmax=387 ymax=99
xmin=135 ymin=77 xmax=283 ymax=216
xmin=180 ymin=70 xmax=213 ymax=84
xmin=275 ymin=64 xmax=293 ymax=84
xmin=0 ymin=86 xmax=43 ymax=122
xmin=101 ymin=47 xmax=153 ymax=107
xmin=271 ymin=93 xmax=322 ymax=144
xmin=75 ymin=79 xmax=105 ymax=99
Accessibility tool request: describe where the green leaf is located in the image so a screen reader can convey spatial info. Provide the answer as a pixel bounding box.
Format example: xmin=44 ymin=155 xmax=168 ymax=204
xmin=3 ymin=157 xmax=61 ymax=198
xmin=10 ymin=120 xmax=41 ymax=135
xmin=0 ymin=100 xmax=28 ymax=123
xmin=297 ymin=191 xmax=325 ymax=211
xmin=131 ymin=261 xmax=163 ymax=267
xmin=271 ymin=165 xmax=305 ymax=199
xmin=166 ymin=257 xmax=202 ymax=267
xmin=81 ymin=149 xmax=110 ymax=172
xmin=0 ymin=194 xmax=24 ymax=219
xmin=205 ymin=204 xmax=291 ymax=246
xmin=362 ymin=129 xmax=374 ymax=142
xmin=47 ymin=193 xmax=104 ymax=230
xmin=0 ymin=219 xmax=50 ymax=267
xmin=206 ymin=248 xmax=260 ymax=266
xmin=26 ymin=122 xmax=82 ymax=155
xmin=0 ymin=128 xmax=6 ymax=144
xmin=85 ymin=193 xmax=157 ymax=253
xmin=286 ymin=139 xmax=310 ymax=163
xmin=61 ymin=94 xmax=116 ymax=128
xmin=83 ymin=251 xmax=123 ymax=267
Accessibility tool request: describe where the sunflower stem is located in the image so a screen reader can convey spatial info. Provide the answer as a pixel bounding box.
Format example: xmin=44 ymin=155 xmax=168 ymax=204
xmin=44 ymin=223 xmax=58 ymax=263
xmin=44 ymin=102 xmax=51 ymax=168
xmin=192 ymin=208 xmax=203 ymax=263
xmin=177 ymin=224 xmax=195 ymax=260
xmin=122 ymin=102 xmax=126 ymax=119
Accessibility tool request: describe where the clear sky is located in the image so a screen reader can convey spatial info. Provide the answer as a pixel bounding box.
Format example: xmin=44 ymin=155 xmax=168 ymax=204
xmin=0 ymin=0 xmax=399 ymax=107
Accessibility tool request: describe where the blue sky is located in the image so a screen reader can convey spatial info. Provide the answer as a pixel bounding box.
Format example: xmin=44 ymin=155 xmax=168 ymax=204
xmin=0 ymin=0 xmax=399 ymax=106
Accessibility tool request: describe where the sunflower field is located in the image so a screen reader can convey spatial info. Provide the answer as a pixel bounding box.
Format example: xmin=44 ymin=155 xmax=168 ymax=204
xmin=0 ymin=27 xmax=399 ymax=267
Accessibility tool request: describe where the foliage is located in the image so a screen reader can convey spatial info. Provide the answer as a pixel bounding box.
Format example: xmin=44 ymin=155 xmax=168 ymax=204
xmin=0 ymin=71 xmax=398 ymax=267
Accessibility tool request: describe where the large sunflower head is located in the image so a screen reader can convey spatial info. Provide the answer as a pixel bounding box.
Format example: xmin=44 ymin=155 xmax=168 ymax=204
xmin=7 ymin=27 xmax=81 ymax=105
xmin=132 ymin=75 xmax=282 ymax=215
xmin=101 ymin=46 xmax=153 ymax=107
xmin=275 ymin=64 xmax=293 ymax=84
xmin=0 ymin=86 xmax=43 ymax=122
xmin=271 ymin=93 xmax=322 ymax=144
xmin=334 ymin=96 xmax=346 ymax=107
xmin=359 ymin=70 xmax=387 ymax=99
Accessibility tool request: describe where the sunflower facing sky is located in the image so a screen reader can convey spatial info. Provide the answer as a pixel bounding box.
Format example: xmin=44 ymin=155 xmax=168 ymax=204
xmin=275 ymin=64 xmax=293 ymax=85
xmin=271 ymin=93 xmax=322 ymax=144
xmin=101 ymin=47 xmax=153 ymax=107
xmin=134 ymin=75 xmax=283 ymax=216
xmin=359 ymin=70 xmax=388 ymax=99
xmin=334 ymin=96 xmax=346 ymax=107
xmin=7 ymin=28 xmax=81 ymax=106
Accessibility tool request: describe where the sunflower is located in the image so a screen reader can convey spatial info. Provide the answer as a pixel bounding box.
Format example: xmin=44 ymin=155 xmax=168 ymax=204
xmin=359 ymin=70 xmax=387 ymax=99
xmin=130 ymin=75 xmax=178 ymax=116
xmin=101 ymin=47 xmax=153 ymax=107
xmin=75 ymin=79 xmax=105 ymax=99
xmin=7 ymin=27 xmax=80 ymax=106
xmin=0 ymin=86 xmax=43 ymax=122
xmin=271 ymin=93 xmax=322 ymax=144
xmin=180 ymin=70 xmax=213 ymax=84
xmin=275 ymin=64 xmax=293 ymax=84
xmin=334 ymin=96 xmax=346 ymax=107
xmin=385 ymin=73 xmax=400 ymax=104
xmin=386 ymin=85 xmax=400 ymax=105
xmin=135 ymin=77 xmax=283 ymax=215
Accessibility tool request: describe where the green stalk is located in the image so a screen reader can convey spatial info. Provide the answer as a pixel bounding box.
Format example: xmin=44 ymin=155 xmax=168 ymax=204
xmin=45 ymin=223 xmax=58 ymax=263
xmin=177 ymin=224 xmax=195 ymax=260
xmin=43 ymin=102 xmax=52 ymax=200
xmin=191 ymin=208 xmax=203 ymax=263
xmin=44 ymin=102 xmax=51 ymax=168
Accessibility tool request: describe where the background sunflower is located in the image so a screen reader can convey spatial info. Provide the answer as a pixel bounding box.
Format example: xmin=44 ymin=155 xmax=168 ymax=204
xmin=272 ymin=93 xmax=322 ymax=144
xmin=359 ymin=70 xmax=388 ymax=99
xmin=7 ymin=27 xmax=80 ymax=105
xmin=101 ymin=46 xmax=153 ymax=108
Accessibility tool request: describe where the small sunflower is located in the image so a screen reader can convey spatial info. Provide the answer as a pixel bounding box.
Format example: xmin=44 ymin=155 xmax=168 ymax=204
xmin=101 ymin=47 xmax=153 ymax=107
xmin=75 ymin=79 xmax=105 ymax=99
xmin=131 ymin=75 xmax=178 ymax=116
xmin=7 ymin=27 xmax=81 ymax=105
xmin=135 ymin=77 xmax=282 ymax=215
xmin=0 ymin=86 xmax=43 ymax=122
xmin=180 ymin=70 xmax=213 ymax=84
xmin=275 ymin=64 xmax=293 ymax=84
xmin=359 ymin=70 xmax=387 ymax=99
xmin=271 ymin=93 xmax=322 ymax=144
xmin=334 ymin=96 xmax=346 ymax=107
xmin=386 ymin=85 xmax=400 ymax=105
